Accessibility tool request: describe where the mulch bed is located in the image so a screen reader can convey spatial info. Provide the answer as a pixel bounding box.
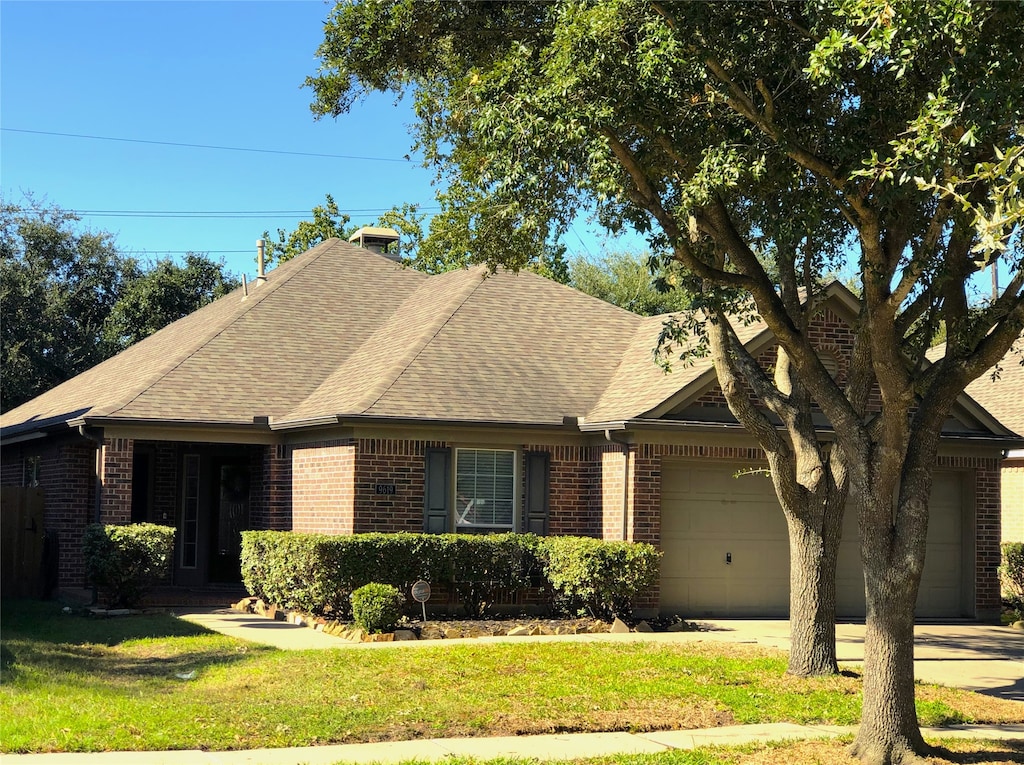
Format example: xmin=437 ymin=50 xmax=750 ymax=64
xmin=233 ymin=597 xmax=701 ymax=641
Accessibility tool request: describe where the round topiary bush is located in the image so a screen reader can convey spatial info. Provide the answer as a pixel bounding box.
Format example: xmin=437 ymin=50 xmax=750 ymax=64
xmin=350 ymin=582 xmax=404 ymax=633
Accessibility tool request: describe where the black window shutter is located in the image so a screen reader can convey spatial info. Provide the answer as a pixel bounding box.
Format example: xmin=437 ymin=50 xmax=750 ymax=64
xmin=523 ymin=451 xmax=550 ymax=535
xmin=424 ymin=447 xmax=451 ymax=533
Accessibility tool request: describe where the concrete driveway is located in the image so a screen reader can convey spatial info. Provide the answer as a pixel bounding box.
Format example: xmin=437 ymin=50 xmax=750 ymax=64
xmin=691 ymin=620 xmax=1024 ymax=702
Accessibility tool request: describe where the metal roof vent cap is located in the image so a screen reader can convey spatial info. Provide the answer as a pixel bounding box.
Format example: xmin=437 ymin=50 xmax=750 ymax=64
xmin=348 ymin=227 xmax=400 ymax=261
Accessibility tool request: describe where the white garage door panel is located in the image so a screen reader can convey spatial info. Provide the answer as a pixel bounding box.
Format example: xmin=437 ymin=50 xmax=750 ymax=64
xmin=661 ymin=465 xmax=790 ymax=616
xmin=662 ymin=463 xmax=966 ymax=618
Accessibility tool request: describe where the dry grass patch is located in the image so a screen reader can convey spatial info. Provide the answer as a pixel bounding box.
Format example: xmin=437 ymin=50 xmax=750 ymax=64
xmin=723 ymin=738 xmax=1024 ymax=764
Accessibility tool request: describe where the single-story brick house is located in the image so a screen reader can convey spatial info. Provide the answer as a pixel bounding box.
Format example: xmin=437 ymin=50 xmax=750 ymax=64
xmin=958 ymin=342 xmax=1024 ymax=544
xmin=2 ymin=235 xmax=1017 ymax=618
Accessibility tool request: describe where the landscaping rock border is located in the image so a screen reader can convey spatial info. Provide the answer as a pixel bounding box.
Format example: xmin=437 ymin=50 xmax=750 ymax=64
xmin=231 ymin=597 xmax=699 ymax=642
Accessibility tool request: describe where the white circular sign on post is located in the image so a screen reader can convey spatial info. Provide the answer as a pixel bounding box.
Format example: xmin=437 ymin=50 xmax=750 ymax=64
xmin=411 ymin=580 xmax=431 ymax=602
xmin=411 ymin=579 xmax=431 ymax=623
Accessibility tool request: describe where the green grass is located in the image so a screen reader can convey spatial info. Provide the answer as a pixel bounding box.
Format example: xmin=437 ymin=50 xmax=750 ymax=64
xmin=2 ymin=600 xmax=1021 ymax=754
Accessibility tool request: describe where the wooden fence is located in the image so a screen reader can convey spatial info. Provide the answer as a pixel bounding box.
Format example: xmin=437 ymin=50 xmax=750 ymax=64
xmin=1 ymin=487 xmax=47 ymax=598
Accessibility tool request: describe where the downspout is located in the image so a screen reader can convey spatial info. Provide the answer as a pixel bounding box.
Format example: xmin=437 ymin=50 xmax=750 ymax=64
xmin=78 ymin=424 xmax=104 ymax=604
xmin=78 ymin=425 xmax=104 ymax=523
xmin=604 ymin=429 xmax=631 ymax=541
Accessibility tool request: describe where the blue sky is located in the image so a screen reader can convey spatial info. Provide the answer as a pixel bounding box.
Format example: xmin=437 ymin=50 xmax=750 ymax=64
xmin=2 ymin=0 xmax=628 ymax=280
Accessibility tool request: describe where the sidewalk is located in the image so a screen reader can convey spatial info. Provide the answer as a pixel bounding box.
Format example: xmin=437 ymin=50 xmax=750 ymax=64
xmin=3 ymin=724 xmax=1023 ymax=765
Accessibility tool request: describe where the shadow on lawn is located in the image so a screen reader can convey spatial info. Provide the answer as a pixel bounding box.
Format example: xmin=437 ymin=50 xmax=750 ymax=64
xmin=1 ymin=598 xmax=266 ymax=685
xmin=929 ymin=742 xmax=1024 ymax=763
xmin=1 ymin=599 xmax=212 ymax=645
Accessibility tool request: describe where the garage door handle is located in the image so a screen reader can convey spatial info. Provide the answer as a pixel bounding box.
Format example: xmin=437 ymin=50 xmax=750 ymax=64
xmin=726 ymin=552 xmax=732 ymax=564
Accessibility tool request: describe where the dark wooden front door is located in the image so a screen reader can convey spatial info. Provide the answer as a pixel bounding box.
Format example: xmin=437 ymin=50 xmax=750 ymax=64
xmin=209 ymin=459 xmax=250 ymax=583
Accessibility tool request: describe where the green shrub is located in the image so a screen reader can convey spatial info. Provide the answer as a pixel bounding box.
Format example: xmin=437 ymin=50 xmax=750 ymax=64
xmin=443 ymin=533 xmax=540 ymax=617
xmin=351 ymin=583 xmax=404 ymax=633
xmin=1001 ymin=542 xmax=1024 ymax=613
xmin=539 ymin=536 xmax=662 ymax=619
xmin=241 ymin=530 xmax=659 ymax=620
xmin=83 ymin=523 xmax=175 ymax=608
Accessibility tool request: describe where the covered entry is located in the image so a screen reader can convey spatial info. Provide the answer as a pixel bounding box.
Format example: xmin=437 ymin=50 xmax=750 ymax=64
xmin=659 ymin=461 xmax=972 ymax=618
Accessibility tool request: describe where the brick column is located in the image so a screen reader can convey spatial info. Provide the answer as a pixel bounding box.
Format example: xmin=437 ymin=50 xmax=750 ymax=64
xmin=975 ymin=462 xmax=1002 ymax=617
xmin=100 ymin=437 xmax=133 ymax=524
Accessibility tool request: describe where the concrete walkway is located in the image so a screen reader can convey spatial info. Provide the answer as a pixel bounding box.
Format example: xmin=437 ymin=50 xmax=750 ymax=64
xmin=3 ymin=724 xmax=1024 ymax=765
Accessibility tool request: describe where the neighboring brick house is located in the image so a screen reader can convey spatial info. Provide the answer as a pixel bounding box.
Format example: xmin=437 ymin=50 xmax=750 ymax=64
xmin=2 ymin=236 xmax=1017 ymax=619
xmin=958 ymin=339 xmax=1024 ymax=544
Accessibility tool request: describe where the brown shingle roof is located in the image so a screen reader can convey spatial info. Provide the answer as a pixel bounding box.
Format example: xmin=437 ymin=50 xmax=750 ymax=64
xmin=960 ymin=338 xmax=1024 ymax=436
xmin=1 ymin=239 xmax=425 ymax=433
xmin=586 ymin=312 xmax=768 ymax=423
xmin=281 ymin=266 xmax=641 ymax=425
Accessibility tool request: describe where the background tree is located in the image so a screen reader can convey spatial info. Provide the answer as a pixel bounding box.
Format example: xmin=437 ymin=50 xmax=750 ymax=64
xmin=268 ymin=195 xmax=572 ymax=282
xmin=2 ymin=202 xmax=239 ymax=412
xmin=102 ymin=253 xmax=240 ymax=352
xmin=1 ymin=203 xmax=136 ymax=411
xmin=261 ymin=193 xmax=353 ymax=266
xmin=570 ymin=251 xmax=689 ymax=315
xmin=307 ymin=3 xmax=1024 ymax=763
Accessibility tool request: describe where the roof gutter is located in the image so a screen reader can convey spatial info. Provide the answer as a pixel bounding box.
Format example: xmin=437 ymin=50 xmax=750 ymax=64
xmin=270 ymin=413 xmax=573 ymax=432
xmin=581 ymin=418 xmax=1024 ymax=448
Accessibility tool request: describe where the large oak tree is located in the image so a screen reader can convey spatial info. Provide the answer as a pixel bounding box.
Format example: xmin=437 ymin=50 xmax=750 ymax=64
xmin=306 ymin=2 xmax=1024 ymax=762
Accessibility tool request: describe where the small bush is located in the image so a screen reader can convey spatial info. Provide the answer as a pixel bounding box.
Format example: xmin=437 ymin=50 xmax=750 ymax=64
xmin=351 ymin=583 xmax=404 ymax=633
xmin=540 ymin=536 xmax=662 ymax=619
xmin=83 ymin=523 xmax=175 ymax=608
xmin=1001 ymin=542 xmax=1024 ymax=613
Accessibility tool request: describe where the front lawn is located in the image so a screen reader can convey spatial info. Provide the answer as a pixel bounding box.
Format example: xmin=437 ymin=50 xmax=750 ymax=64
xmin=1 ymin=600 xmax=1021 ymax=753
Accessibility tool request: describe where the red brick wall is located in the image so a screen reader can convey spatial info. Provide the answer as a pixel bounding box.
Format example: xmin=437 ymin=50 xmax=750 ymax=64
xmin=252 ymin=445 xmax=292 ymax=531
xmin=0 ymin=453 xmax=23 ymax=485
xmin=536 ymin=444 xmax=599 ymax=537
xmin=352 ymin=439 xmax=442 ymax=533
xmin=2 ymin=438 xmax=99 ymax=587
xmin=100 ymin=437 xmax=133 ymax=524
xmin=292 ymin=440 xmax=356 ymax=534
xmin=152 ymin=441 xmax=178 ymax=524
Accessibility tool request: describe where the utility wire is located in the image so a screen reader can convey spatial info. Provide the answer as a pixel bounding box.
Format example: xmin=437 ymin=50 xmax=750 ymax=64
xmin=15 ymin=206 xmax=441 ymax=220
xmin=2 ymin=127 xmax=414 ymax=163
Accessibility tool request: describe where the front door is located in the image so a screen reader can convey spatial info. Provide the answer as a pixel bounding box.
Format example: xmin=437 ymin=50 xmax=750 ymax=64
xmin=209 ymin=459 xmax=250 ymax=583
xmin=175 ymin=450 xmax=252 ymax=586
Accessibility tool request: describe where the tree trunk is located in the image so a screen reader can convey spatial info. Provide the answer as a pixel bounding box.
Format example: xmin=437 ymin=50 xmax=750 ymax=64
xmin=850 ymin=489 xmax=932 ymax=764
xmin=785 ymin=509 xmax=841 ymax=676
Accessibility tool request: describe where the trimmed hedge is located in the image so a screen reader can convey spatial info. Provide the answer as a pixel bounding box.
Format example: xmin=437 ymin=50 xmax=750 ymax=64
xmin=240 ymin=531 xmax=660 ymax=619
xmin=539 ymin=535 xmax=662 ymax=619
xmin=83 ymin=523 xmax=175 ymax=608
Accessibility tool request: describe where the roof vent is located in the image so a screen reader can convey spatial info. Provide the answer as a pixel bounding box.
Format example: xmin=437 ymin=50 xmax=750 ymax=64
xmin=348 ymin=227 xmax=400 ymax=261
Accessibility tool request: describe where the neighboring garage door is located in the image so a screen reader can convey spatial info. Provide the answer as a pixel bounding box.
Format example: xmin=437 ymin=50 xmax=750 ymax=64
xmin=659 ymin=462 xmax=969 ymax=618
xmin=835 ymin=470 xmax=969 ymax=618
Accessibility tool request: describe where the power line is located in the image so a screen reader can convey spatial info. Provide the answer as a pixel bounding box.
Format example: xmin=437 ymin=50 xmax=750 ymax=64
xmin=2 ymin=127 xmax=414 ymax=163
xmin=16 ymin=205 xmax=441 ymax=220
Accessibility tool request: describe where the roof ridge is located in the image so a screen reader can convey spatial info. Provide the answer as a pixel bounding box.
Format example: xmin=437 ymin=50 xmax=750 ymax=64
xmin=353 ymin=268 xmax=488 ymax=413
xmin=101 ymin=242 xmax=338 ymax=418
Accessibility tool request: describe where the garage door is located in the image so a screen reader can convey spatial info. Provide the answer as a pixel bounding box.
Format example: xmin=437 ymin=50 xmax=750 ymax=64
xmin=835 ymin=470 xmax=968 ymax=617
xmin=659 ymin=462 xmax=968 ymax=618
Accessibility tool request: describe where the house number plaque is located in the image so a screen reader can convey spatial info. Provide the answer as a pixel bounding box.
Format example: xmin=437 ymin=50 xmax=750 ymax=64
xmin=375 ymin=484 xmax=397 ymax=495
